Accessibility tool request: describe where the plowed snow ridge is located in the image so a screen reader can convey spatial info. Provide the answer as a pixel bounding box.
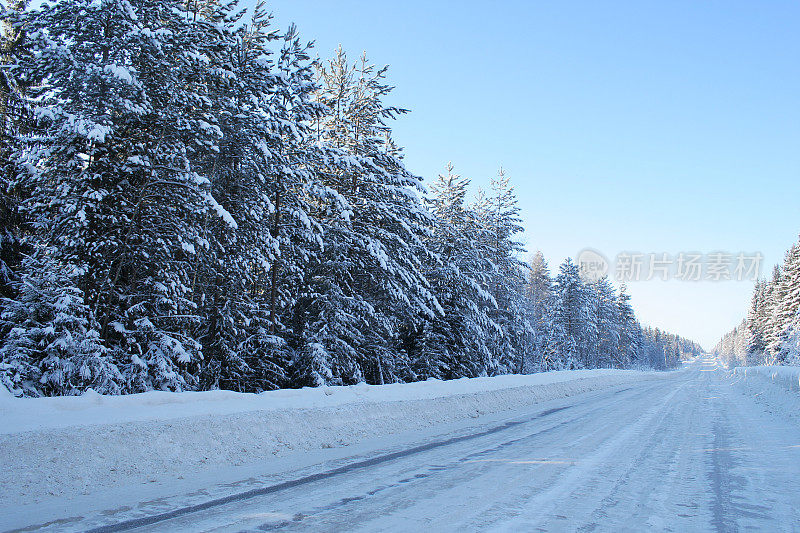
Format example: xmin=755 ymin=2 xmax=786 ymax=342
xmin=2 ymin=369 xmax=665 ymax=507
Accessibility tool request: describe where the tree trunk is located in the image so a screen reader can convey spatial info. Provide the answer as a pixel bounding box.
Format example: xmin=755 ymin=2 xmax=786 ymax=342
xmin=269 ymin=180 xmax=281 ymax=334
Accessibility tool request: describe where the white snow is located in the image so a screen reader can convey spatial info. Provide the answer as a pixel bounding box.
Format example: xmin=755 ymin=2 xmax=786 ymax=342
xmin=33 ymin=106 xmax=56 ymax=121
xmin=6 ymin=360 xmax=800 ymax=532
xmin=104 ymin=64 xmax=140 ymax=88
xmin=732 ymin=365 xmax=800 ymax=393
xmin=0 ymin=369 xmax=665 ymax=516
xmin=85 ymin=123 xmax=112 ymax=142
xmin=0 ymin=369 xmax=656 ymax=435
xmin=180 ymin=240 xmax=196 ymax=254
xmin=727 ymin=364 xmax=800 ymax=428
xmin=7 ymin=358 xmax=800 ymax=532
xmin=206 ymin=193 xmax=238 ymax=230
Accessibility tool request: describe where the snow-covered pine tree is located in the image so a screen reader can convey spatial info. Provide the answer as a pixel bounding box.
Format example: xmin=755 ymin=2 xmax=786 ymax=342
xmin=188 ymin=2 xmax=329 ymax=392
xmin=642 ymin=327 xmax=664 ymax=369
xmin=780 ymin=308 xmax=800 ymax=365
xmin=616 ymin=283 xmax=638 ymax=368
xmin=0 ymin=0 xmax=29 ymax=301
xmin=763 ymin=264 xmax=784 ymax=363
xmin=15 ymin=0 xmax=239 ymax=392
xmin=473 ymin=168 xmax=528 ymax=374
xmin=713 ymin=319 xmax=749 ymax=367
xmin=588 ymin=276 xmax=620 ymax=368
xmin=770 ymin=240 xmax=800 ymax=362
xmin=581 ymin=279 xmax=601 ymax=367
xmin=406 ymin=162 xmax=495 ymax=380
xmin=298 ymin=47 xmax=437 ymax=385
xmin=523 ymin=251 xmax=553 ymax=372
xmin=732 ymin=320 xmax=751 ymax=365
xmin=746 ymin=278 xmax=769 ymax=364
xmin=550 ymin=258 xmax=590 ymax=369
xmin=264 ymin=24 xmax=348 ymax=388
xmin=186 ymin=0 xmax=280 ymax=391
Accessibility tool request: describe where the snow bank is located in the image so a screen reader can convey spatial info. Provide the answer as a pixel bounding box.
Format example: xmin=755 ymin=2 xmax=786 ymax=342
xmin=1 ymin=369 xmax=654 ymax=435
xmin=725 ymin=364 xmax=800 ymax=450
xmin=732 ymin=365 xmax=800 ymax=393
xmin=0 ymin=369 xmax=664 ymax=511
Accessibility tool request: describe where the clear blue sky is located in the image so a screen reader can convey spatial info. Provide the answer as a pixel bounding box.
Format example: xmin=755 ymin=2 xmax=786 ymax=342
xmin=251 ymin=0 xmax=800 ymax=349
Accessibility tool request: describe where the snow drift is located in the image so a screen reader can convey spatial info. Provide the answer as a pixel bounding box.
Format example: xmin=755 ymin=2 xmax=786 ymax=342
xmin=732 ymin=365 xmax=800 ymax=393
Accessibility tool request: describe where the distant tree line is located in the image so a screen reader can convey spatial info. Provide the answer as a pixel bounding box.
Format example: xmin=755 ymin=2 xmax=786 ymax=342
xmin=0 ymin=0 xmax=700 ymax=396
xmin=714 ymin=234 xmax=800 ymax=367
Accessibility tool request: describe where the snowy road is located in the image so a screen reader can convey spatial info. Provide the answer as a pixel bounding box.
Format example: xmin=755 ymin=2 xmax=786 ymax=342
xmin=91 ymin=357 xmax=799 ymax=532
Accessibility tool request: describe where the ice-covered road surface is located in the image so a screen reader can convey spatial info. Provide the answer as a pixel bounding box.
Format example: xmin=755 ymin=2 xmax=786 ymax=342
xmin=113 ymin=357 xmax=800 ymax=532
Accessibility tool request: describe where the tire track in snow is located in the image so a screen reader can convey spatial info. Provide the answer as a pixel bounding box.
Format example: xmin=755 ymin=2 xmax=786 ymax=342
xmin=83 ymin=406 xmax=578 ymax=533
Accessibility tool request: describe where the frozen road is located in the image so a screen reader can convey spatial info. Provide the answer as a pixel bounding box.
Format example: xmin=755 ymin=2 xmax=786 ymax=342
xmin=84 ymin=357 xmax=798 ymax=533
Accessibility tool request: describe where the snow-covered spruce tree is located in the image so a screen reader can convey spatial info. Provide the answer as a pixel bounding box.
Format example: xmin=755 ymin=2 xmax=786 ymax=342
xmin=581 ymin=280 xmax=601 ymax=368
xmin=265 ymin=25 xmax=357 ymax=389
xmin=0 ymin=250 xmax=122 ymax=396
xmin=719 ymin=236 xmax=800 ymax=367
xmin=473 ymin=168 xmax=529 ymax=374
xmin=405 ymin=162 xmax=495 ymax=380
xmin=181 ymin=0 xmax=269 ymax=392
xmin=746 ymin=278 xmax=769 ymax=364
xmin=550 ymin=258 xmax=590 ymax=369
xmin=641 ymin=326 xmax=662 ymax=369
xmin=713 ymin=319 xmax=749 ymax=367
xmin=665 ymin=332 xmax=685 ymax=367
xmin=616 ymin=283 xmax=638 ymax=368
xmin=523 ymin=251 xmax=554 ymax=372
xmin=188 ymin=2 xmax=329 ymax=391
xmin=780 ymin=309 xmax=800 ymax=365
xmin=0 ymin=0 xmax=30 ymax=301
xmin=298 ymin=48 xmax=437 ymax=385
xmin=640 ymin=327 xmax=693 ymax=370
xmin=762 ymin=264 xmax=785 ymax=363
xmin=15 ymin=0 xmax=238 ymax=392
xmin=587 ymin=276 xmax=620 ymax=368
xmin=769 ymin=240 xmax=800 ymax=362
